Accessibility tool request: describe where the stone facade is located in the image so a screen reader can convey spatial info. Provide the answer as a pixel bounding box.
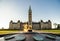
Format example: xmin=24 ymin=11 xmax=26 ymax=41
xmin=9 ymin=6 xmax=52 ymax=30
xmin=9 ymin=20 xmax=52 ymax=30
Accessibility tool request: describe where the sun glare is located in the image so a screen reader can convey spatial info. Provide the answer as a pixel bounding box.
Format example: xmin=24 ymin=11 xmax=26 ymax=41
xmin=23 ymin=24 xmax=28 ymax=32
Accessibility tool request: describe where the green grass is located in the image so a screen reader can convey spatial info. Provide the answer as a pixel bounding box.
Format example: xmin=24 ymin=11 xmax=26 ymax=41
xmin=0 ymin=30 xmax=60 ymax=34
xmin=0 ymin=31 xmax=17 ymax=34
xmin=39 ymin=30 xmax=60 ymax=34
xmin=0 ymin=30 xmax=22 ymax=34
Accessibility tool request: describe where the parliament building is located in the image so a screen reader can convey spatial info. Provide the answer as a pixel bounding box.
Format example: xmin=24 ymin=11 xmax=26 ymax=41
xmin=9 ymin=6 xmax=52 ymax=30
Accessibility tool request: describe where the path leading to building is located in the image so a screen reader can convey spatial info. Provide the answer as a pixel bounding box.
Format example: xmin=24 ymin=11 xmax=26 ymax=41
xmin=4 ymin=32 xmax=58 ymax=41
xmin=25 ymin=34 xmax=34 ymax=41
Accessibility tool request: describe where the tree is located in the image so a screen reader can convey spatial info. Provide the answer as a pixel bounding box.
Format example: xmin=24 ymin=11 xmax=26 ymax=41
xmin=2 ymin=27 xmax=4 ymax=29
xmin=57 ymin=24 xmax=60 ymax=29
xmin=53 ymin=23 xmax=58 ymax=29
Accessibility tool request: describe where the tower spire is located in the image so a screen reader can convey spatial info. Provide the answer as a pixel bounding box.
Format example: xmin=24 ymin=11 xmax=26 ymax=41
xmin=29 ymin=5 xmax=32 ymax=13
xmin=28 ymin=6 xmax=32 ymax=30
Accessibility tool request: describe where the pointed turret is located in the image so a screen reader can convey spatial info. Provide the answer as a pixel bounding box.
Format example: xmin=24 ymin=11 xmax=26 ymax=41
xmin=29 ymin=6 xmax=32 ymax=13
xmin=28 ymin=6 xmax=32 ymax=32
xmin=28 ymin=6 xmax=32 ymax=25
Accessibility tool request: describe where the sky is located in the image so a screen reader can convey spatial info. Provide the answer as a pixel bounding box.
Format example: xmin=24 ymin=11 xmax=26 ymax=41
xmin=0 ymin=0 xmax=60 ymax=29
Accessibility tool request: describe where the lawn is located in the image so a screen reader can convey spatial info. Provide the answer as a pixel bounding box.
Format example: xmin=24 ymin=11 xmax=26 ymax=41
xmin=38 ymin=30 xmax=60 ymax=34
xmin=0 ymin=31 xmax=19 ymax=35
xmin=0 ymin=30 xmax=60 ymax=35
xmin=0 ymin=29 xmax=22 ymax=35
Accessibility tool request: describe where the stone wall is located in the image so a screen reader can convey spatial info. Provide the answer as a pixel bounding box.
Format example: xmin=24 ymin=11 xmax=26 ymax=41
xmin=9 ymin=20 xmax=52 ymax=30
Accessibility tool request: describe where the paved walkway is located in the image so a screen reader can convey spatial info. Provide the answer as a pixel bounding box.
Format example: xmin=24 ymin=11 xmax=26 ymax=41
xmin=25 ymin=33 xmax=55 ymax=41
xmin=25 ymin=34 xmax=34 ymax=41
xmin=5 ymin=32 xmax=57 ymax=41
